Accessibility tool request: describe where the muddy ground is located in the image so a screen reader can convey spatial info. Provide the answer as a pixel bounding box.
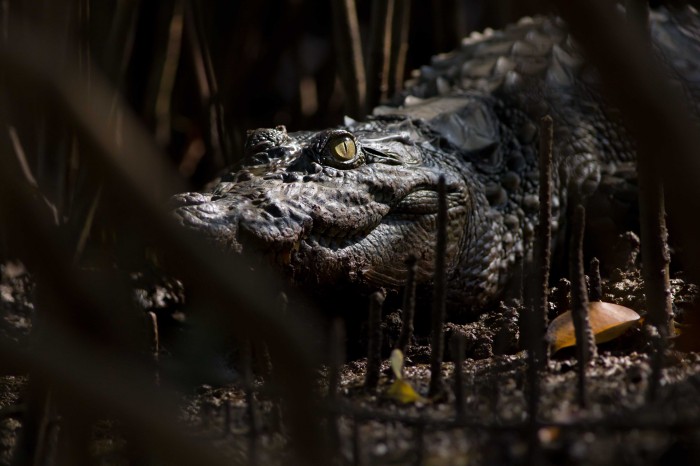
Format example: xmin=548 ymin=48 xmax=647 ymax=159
xmin=2 ymin=244 xmax=700 ymax=466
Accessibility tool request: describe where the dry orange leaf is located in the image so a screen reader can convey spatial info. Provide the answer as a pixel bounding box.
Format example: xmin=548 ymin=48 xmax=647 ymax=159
xmin=546 ymin=301 xmax=641 ymax=353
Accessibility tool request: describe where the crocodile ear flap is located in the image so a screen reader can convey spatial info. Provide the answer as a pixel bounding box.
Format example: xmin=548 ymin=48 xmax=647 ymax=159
xmin=361 ymin=139 xmax=422 ymax=166
xmin=363 ymin=147 xmax=403 ymax=165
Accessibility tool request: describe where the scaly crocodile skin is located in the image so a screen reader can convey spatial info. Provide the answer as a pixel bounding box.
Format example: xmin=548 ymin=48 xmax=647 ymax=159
xmin=171 ymin=7 xmax=700 ymax=317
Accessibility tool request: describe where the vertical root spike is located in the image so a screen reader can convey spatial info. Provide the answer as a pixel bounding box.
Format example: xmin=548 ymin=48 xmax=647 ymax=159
xmin=589 ymin=257 xmax=602 ymax=302
xmin=364 ymin=290 xmax=385 ymax=390
xmin=397 ymin=254 xmax=417 ymax=354
xmin=429 ymin=176 xmax=448 ymax=398
xmin=570 ymin=205 xmax=597 ymax=407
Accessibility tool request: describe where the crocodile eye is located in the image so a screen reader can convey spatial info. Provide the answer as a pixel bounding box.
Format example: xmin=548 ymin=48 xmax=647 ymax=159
xmin=319 ymin=131 xmax=364 ymax=168
xmin=329 ymin=136 xmax=356 ymax=161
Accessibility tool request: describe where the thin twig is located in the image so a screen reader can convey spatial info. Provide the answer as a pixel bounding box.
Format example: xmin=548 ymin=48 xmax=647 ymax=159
xmin=73 ymin=185 xmax=102 ymax=263
xmin=330 ymin=0 xmax=366 ymax=118
xmin=12 ymin=386 xmax=52 ymax=466
xmin=7 ymin=126 xmax=59 ymax=225
xmin=154 ymin=0 xmax=185 ymax=147
xmin=366 ymin=0 xmax=394 ymax=109
xmin=429 ymin=176 xmax=448 ymax=398
xmin=184 ymin=0 xmax=230 ymax=166
xmin=147 ymin=311 xmax=160 ymax=385
xmin=387 ymin=0 xmax=411 ymax=96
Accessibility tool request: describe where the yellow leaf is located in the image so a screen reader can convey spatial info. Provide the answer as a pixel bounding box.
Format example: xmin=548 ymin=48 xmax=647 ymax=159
xmin=386 ymin=379 xmax=425 ymax=404
xmin=672 ymin=320 xmax=684 ymax=337
xmin=547 ymin=301 xmax=641 ymax=353
xmin=390 ymin=348 xmax=404 ymax=380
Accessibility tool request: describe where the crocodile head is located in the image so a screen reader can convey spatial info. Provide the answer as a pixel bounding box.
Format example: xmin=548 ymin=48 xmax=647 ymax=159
xmin=171 ymin=120 xmax=473 ymax=291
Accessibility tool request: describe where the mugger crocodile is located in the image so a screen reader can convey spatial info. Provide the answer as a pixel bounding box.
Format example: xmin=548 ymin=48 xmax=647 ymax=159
xmin=171 ymin=7 xmax=700 ymax=318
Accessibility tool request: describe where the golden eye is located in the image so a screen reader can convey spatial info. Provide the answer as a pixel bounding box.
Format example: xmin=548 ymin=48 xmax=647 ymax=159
xmin=330 ymin=136 xmax=356 ymax=161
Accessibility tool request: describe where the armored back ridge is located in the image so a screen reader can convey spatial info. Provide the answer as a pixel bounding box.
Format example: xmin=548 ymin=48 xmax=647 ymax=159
xmin=171 ymin=7 xmax=700 ymax=317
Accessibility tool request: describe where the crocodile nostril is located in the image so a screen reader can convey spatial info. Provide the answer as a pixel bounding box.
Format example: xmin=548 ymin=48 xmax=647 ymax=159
xmin=168 ymin=192 xmax=211 ymax=209
xmin=244 ymin=127 xmax=290 ymax=157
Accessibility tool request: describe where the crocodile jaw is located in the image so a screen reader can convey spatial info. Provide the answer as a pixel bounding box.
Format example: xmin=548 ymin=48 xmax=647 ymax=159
xmin=171 ymin=164 xmax=469 ymax=290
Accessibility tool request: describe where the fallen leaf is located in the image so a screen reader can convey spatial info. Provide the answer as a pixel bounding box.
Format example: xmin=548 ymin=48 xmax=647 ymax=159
xmin=385 ymin=348 xmax=424 ymax=403
xmin=386 ymin=379 xmax=425 ymax=404
xmin=547 ymin=301 xmax=641 ymax=353
xmin=672 ymin=320 xmax=684 ymax=337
